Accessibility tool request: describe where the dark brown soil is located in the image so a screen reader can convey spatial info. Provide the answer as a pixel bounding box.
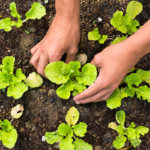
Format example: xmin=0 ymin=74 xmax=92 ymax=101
xmin=0 ymin=0 xmax=150 ymax=150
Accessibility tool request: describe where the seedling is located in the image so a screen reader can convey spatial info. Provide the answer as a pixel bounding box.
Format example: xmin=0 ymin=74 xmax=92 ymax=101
xmin=0 ymin=2 xmax=46 ymax=32
xmin=25 ymin=30 xmax=29 ymax=34
xmin=106 ymin=69 xmax=150 ymax=109
xmin=110 ymin=1 xmax=143 ymax=44
xmin=45 ymin=107 xmax=93 ymax=150
xmin=0 ymin=56 xmax=43 ymax=99
xmin=108 ymin=110 xmax=149 ymax=149
xmin=88 ymin=28 xmax=108 ymax=44
xmin=44 ymin=61 xmax=97 ymax=99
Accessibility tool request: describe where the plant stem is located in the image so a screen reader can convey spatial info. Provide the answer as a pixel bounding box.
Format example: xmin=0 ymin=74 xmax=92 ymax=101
xmin=10 ymin=117 xmax=14 ymax=123
xmin=22 ymin=19 xmax=28 ymax=23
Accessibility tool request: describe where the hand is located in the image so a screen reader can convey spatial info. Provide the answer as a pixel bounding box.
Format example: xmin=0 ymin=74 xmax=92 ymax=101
xmin=73 ymin=39 xmax=142 ymax=104
xmin=30 ymin=14 xmax=80 ymax=77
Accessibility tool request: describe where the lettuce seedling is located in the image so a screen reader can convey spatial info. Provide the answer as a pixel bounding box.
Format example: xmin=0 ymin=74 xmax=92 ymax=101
xmin=88 ymin=28 xmax=108 ymax=44
xmin=111 ymin=1 xmax=143 ymax=44
xmin=0 ymin=119 xmax=18 ymax=149
xmin=107 ymin=69 xmax=150 ymax=109
xmin=45 ymin=107 xmax=93 ymax=150
xmin=45 ymin=61 xmax=97 ymax=99
xmin=0 ymin=56 xmax=28 ymax=99
xmin=108 ymin=110 xmax=149 ymax=149
xmin=0 ymin=2 xmax=46 ymax=32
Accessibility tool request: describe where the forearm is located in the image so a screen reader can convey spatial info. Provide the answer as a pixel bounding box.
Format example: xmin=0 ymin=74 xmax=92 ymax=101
xmin=125 ymin=20 xmax=150 ymax=59
xmin=55 ymin=0 xmax=80 ymax=21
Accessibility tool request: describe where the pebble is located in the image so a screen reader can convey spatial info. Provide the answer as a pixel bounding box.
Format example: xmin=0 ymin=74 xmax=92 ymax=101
xmin=102 ymin=132 xmax=113 ymax=144
xmin=95 ymin=145 xmax=103 ymax=150
xmin=54 ymin=142 xmax=60 ymax=149
xmin=48 ymin=89 xmax=56 ymax=96
xmin=27 ymin=26 xmax=37 ymax=33
xmin=32 ymin=125 xmax=37 ymax=131
xmin=23 ymin=59 xmax=29 ymax=65
xmin=75 ymin=54 xmax=87 ymax=65
xmin=38 ymin=89 xmax=47 ymax=95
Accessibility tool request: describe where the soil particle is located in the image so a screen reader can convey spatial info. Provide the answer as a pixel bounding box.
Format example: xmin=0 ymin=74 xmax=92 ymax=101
xmin=102 ymin=132 xmax=113 ymax=144
xmin=95 ymin=145 xmax=103 ymax=150
xmin=27 ymin=26 xmax=37 ymax=33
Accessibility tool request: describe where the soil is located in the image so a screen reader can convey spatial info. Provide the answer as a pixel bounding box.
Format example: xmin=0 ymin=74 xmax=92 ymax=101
xmin=0 ymin=0 xmax=150 ymax=150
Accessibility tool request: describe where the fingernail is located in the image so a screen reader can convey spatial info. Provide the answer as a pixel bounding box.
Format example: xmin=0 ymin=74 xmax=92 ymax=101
xmin=75 ymin=101 xmax=80 ymax=104
xmin=73 ymin=97 xmax=77 ymax=101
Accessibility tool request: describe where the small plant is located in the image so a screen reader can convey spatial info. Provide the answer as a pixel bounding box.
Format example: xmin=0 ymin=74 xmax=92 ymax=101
xmin=44 ymin=61 xmax=97 ymax=99
xmin=88 ymin=28 xmax=108 ymax=44
xmin=0 ymin=119 xmax=17 ymax=149
xmin=108 ymin=110 xmax=149 ymax=149
xmin=106 ymin=69 xmax=150 ymax=109
xmin=110 ymin=1 xmax=143 ymax=44
xmin=0 ymin=56 xmax=43 ymax=99
xmin=45 ymin=107 xmax=93 ymax=150
xmin=0 ymin=2 xmax=46 ymax=32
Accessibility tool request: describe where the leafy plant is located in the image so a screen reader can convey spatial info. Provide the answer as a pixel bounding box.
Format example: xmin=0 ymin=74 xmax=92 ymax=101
xmin=0 ymin=56 xmax=28 ymax=99
xmin=0 ymin=119 xmax=18 ymax=149
xmin=0 ymin=2 xmax=46 ymax=32
xmin=88 ymin=28 xmax=108 ymax=44
xmin=45 ymin=107 xmax=93 ymax=150
xmin=107 ymin=69 xmax=150 ymax=109
xmin=108 ymin=110 xmax=149 ymax=149
xmin=110 ymin=1 xmax=143 ymax=44
xmin=44 ymin=61 xmax=97 ymax=99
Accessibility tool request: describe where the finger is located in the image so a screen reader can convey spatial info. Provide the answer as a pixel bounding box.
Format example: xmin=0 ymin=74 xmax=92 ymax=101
xmin=30 ymin=49 xmax=41 ymax=69
xmin=37 ymin=53 xmax=49 ymax=77
xmin=74 ymin=90 xmax=113 ymax=104
xmin=91 ymin=55 xmax=102 ymax=68
xmin=30 ymin=43 xmax=40 ymax=55
xmin=65 ymin=47 xmax=78 ymax=63
xmin=73 ymin=76 xmax=102 ymax=100
xmin=48 ymin=50 xmax=62 ymax=63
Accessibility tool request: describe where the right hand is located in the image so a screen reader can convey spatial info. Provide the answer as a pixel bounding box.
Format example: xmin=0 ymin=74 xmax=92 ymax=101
xmin=30 ymin=14 xmax=80 ymax=77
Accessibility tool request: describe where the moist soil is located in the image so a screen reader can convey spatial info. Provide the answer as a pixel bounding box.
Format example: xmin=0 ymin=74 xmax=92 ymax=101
xmin=0 ymin=0 xmax=150 ymax=150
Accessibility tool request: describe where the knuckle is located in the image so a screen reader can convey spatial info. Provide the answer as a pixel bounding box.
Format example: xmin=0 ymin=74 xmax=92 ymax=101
xmin=29 ymin=58 xmax=34 ymax=65
xmin=37 ymin=68 xmax=43 ymax=75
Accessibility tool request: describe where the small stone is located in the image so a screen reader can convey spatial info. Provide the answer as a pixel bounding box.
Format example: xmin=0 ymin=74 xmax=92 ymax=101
xmin=23 ymin=59 xmax=29 ymax=65
xmin=48 ymin=89 xmax=56 ymax=96
xmin=102 ymin=132 xmax=113 ymax=144
xmin=38 ymin=89 xmax=47 ymax=95
xmin=74 ymin=54 xmax=87 ymax=65
xmin=27 ymin=26 xmax=37 ymax=33
xmin=32 ymin=125 xmax=37 ymax=131
xmin=25 ymin=121 xmax=32 ymax=129
xmin=54 ymin=141 xmax=60 ymax=149
xmin=95 ymin=145 xmax=103 ymax=150
xmin=42 ymin=136 xmax=46 ymax=142
xmin=25 ymin=65 xmax=30 ymax=69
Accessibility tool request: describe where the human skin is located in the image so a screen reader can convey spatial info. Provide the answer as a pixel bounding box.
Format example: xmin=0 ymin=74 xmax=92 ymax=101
xmin=30 ymin=0 xmax=80 ymax=77
xmin=30 ymin=1 xmax=150 ymax=104
xmin=74 ymin=20 xmax=150 ymax=104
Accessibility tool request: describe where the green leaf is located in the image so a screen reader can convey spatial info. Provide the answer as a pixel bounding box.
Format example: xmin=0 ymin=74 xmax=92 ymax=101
xmin=1 ymin=56 xmax=15 ymax=74
xmin=24 ymin=72 xmax=43 ymax=88
xmin=72 ymin=90 xmax=79 ymax=97
xmin=2 ymin=128 xmax=17 ymax=149
xmin=116 ymin=110 xmax=126 ymax=125
xmin=45 ymin=61 xmax=70 ymax=84
xmin=110 ymin=11 xmax=131 ymax=34
xmin=65 ymin=107 xmax=79 ymax=125
xmin=88 ymin=28 xmax=100 ymax=41
xmin=126 ymin=88 xmax=135 ymax=97
xmin=116 ymin=125 xmax=125 ymax=134
xmin=73 ymin=139 xmax=93 ymax=150
xmin=56 ymin=80 xmax=74 ymax=99
xmin=25 ymin=2 xmax=46 ymax=20
xmin=136 ymin=85 xmax=150 ymax=102
xmin=98 ymin=35 xmax=108 ymax=44
xmin=59 ymin=136 xmax=74 ymax=150
xmin=16 ymin=68 xmax=26 ymax=82
xmin=73 ymin=122 xmax=87 ymax=137
xmin=1 ymin=120 xmax=11 ymax=132
xmin=127 ymin=19 xmax=139 ymax=34
xmin=45 ymin=131 xmax=62 ymax=145
xmin=136 ymin=126 xmax=149 ymax=136
xmin=130 ymin=139 xmax=141 ymax=148
xmin=10 ymin=2 xmax=22 ymax=20
xmin=128 ymin=122 xmax=136 ymax=128
xmin=106 ymin=88 xmax=128 ymax=109
xmin=0 ymin=130 xmax=2 ymax=140
xmin=68 ymin=61 xmax=81 ymax=77
xmin=0 ymin=71 xmax=10 ymax=89
xmin=112 ymin=36 xmax=127 ymax=44
xmin=76 ymin=63 xmax=97 ymax=86
xmin=73 ymin=81 xmax=86 ymax=94
xmin=127 ymin=128 xmax=137 ymax=139
xmin=58 ymin=123 xmax=72 ymax=136
xmin=0 ymin=18 xmax=14 ymax=32
xmin=108 ymin=122 xmax=118 ymax=130
xmin=7 ymin=82 xmax=28 ymax=99
xmin=126 ymin=1 xmax=143 ymax=20
xmin=113 ymin=135 xmax=127 ymax=149
xmin=125 ymin=73 xmax=142 ymax=88
xmin=136 ymin=69 xmax=149 ymax=80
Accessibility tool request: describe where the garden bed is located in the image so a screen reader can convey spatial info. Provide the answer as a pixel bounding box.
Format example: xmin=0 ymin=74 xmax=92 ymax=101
xmin=0 ymin=0 xmax=150 ymax=149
